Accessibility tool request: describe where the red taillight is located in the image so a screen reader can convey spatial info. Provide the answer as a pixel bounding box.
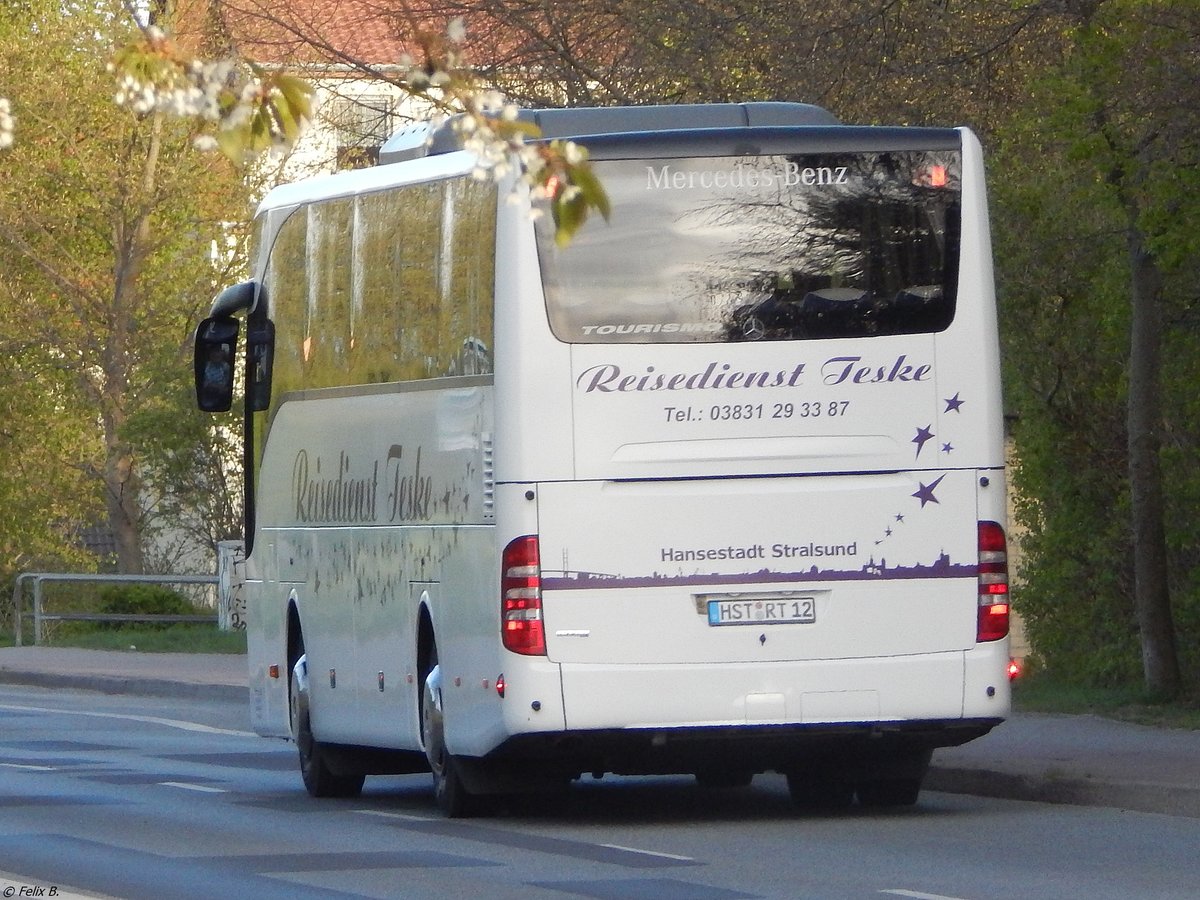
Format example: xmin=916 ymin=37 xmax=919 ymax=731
xmin=501 ymin=535 xmax=546 ymax=656
xmin=977 ymin=521 xmax=1010 ymax=642
xmin=1007 ymin=659 xmax=1022 ymax=681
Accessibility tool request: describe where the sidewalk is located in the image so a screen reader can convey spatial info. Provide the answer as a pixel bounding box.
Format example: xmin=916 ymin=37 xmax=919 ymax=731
xmin=0 ymin=645 xmax=248 ymax=702
xmin=1 ymin=645 xmax=1197 ymax=818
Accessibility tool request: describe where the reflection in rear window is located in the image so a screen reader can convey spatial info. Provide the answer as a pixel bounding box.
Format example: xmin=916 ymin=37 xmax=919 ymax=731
xmin=536 ymin=151 xmax=961 ymax=343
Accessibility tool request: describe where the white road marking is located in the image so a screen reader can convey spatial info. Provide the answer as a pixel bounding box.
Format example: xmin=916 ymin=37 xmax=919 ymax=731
xmin=600 ymin=843 xmax=695 ymax=861
xmin=355 ymin=809 xmax=439 ymax=823
xmin=355 ymin=810 xmax=696 ymax=862
xmin=881 ymin=890 xmax=971 ymax=900
xmin=158 ymin=781 xmax=228 ymax=794
xmin=0 ymin=762 xmax=57 ymax=771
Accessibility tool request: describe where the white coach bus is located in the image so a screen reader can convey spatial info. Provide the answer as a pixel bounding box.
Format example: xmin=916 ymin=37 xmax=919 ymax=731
xmin=194 ymin=102 xmax=1011 ymax=816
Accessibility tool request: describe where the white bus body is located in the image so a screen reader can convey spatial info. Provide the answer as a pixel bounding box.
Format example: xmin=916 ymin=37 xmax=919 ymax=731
xmin=195 ymin=103 xmax=1011 ymax=814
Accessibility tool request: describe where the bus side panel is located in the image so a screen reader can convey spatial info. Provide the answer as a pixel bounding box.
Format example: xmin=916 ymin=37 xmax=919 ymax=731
xmin=440 ymin=480 xmax=570 ymax=759
xmin=246 ymin=383 xmax=495 ymax=750
xmin=284 ymin=523 xmax=498 ymax=750
xmin=245 ymin=569 xmax=290 ymax=738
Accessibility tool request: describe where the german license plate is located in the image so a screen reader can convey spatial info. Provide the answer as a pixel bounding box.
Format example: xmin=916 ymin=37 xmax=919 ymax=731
xmin=707 ymin=596 xmax=817 ymax=626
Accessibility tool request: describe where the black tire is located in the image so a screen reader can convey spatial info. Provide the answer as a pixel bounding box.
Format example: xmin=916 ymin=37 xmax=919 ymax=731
xmin=695 ymin=769 xmax=754 ymax=789
xmin=421 ymin=642 xmax=486 ymax=817
xmin=786 ymin=770 xmax=854 ymax=811
xmin=855 ymin=749 xmax=930 ymax=808
xmin=290 ymin=651 xmax=365 ymax=798
xmin=856 ymin=777 xmax=922 ymax=808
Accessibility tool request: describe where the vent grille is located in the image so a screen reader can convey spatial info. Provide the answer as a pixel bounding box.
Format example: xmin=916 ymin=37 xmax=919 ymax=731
xmin=482 ymin=433 xmax=495 ymax=521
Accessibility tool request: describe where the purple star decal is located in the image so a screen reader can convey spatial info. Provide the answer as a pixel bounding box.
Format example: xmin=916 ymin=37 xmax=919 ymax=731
xmin=912 ymin=425 xmax=935 ymax=458
xmin=942 ymin=442 xmax=954 ymax=454
xmin=895 ymin=513 xmax=905 ymax=523
xmin=944 ymin=393 xmax=965 ymax=413
xmin=912 ymin=473 xmax=947 ymax=507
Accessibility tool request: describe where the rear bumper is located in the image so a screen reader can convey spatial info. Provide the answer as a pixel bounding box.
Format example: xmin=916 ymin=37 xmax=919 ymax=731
xmin=552 ymin=644 xmax=1011 ymax=732
xmin=478 ymin=717 xmax=1002 ymax=778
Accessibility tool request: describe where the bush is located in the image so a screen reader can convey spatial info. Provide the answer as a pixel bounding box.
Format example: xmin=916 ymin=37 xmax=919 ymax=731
xmin=97 ymin=584 xmax=200 ymax=630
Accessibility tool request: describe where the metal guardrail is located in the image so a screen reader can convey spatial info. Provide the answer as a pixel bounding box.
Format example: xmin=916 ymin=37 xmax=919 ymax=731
xmin=10 ymin=572 xmax=220 ymax=646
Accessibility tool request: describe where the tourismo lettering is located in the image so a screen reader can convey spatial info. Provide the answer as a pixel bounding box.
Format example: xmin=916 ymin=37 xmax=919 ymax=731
xmin=580 ymin=322 xmax=722 ymax=336
xmin=646 ymin=161 xmax=849 ymax=191
xmin=577 ymin=362 xmax=807 ymax=393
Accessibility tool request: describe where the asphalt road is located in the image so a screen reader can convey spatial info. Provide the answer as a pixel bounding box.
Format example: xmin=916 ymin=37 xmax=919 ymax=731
xmin=1 ymin=684 xmax=1199 ymax=900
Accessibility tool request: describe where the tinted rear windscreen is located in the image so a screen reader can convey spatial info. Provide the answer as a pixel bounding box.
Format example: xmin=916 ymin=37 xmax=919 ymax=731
xmin=537 ymin=151 xmax=961 ymax=343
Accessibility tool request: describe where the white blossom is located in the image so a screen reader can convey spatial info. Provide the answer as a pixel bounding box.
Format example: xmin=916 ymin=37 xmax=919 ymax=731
xmin=0 ymin=97 xmax=13 ymax=149
xmin=562 ymin=141 xmax=585 ymax=166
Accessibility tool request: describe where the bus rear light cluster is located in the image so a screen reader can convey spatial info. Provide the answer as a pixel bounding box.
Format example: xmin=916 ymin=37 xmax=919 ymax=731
xmin=501 ymin=535 xmax=546 ymax=656
xmin=977 ymin=521 xmax=1010 ymax=642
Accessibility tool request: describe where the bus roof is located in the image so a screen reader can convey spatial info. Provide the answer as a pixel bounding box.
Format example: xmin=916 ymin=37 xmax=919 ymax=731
xmin=378 ymin=102 xmax=840 ymax=165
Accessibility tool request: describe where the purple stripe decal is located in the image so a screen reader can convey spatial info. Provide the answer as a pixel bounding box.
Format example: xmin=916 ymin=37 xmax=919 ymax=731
xmin=543 ymin=559 xmax=977 ymax=592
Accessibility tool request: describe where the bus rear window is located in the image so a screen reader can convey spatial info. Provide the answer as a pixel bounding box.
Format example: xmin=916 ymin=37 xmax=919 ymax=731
xmin=536 ymin=151 xmax=961 ymax=343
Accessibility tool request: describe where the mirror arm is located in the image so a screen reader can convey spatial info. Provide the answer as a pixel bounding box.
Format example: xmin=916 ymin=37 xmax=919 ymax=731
xmin=210 ymin=280 xmax=259 ymax=318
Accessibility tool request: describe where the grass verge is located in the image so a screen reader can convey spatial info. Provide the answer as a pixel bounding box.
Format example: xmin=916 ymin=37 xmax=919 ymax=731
xmin=1013 ymin=671 xmax=1200 ymax=729
xmin=0 ymin=624 xmax=247 ymax=654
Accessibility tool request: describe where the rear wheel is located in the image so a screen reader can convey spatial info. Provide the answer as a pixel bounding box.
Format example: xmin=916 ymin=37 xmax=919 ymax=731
xmin=695 ymin=769 xmax=754 ymax=789
xmin=421 ymin=643 xmax=485 ymax=817
xmin=290 ymin=652 xmax=365 ymax=798
xmin=786 ymin=769 xmax=854 ymax=811
xmin=856 ymin=777 xmax=922 ymax=807
xmin=855 ymin=749 xmax=930 ymax=808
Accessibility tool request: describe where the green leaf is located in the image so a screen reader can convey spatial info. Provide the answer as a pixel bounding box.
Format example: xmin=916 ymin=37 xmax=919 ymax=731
xmin=570 ymin=164 xmax=611 ymax=222
xmin=274 ymin=75 xmax=313 ymax=123
xmin=216 ymin=123 xmax=249 ymax=163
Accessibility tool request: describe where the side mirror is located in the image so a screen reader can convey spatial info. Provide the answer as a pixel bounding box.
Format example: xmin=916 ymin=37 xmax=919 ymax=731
xmin=246 ymin=319 xmax=275 ymax=412
xmin=194 ymin=315 xmax=240 ymax=413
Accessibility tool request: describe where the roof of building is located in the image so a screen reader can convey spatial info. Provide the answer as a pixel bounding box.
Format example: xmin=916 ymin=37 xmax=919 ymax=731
xmin=174 ymin=0 xmax=413 ymax=68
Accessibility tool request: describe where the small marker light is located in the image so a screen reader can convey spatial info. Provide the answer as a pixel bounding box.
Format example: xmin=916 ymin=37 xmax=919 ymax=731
xmin=496 ymin=674 xmax=506 ymax=698
xmin=1007 ymin=659 xmax=1022 ymax=681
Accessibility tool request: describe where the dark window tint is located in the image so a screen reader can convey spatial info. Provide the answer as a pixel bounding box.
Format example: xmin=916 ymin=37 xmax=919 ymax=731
xmin=537 ymin=152 xmax=960 ymax=343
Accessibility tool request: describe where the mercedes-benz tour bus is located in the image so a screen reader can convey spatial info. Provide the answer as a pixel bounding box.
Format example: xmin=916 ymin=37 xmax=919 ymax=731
xmin=194 ymin=102 xmax=1011 ymax=816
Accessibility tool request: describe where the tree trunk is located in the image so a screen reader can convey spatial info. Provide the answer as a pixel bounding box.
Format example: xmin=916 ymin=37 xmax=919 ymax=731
xmin=99 ymin=113 xmax=164 ymax=576
xmin=105 ymin=444 xmax=145 ymax=574
xmin=1125 ymin=225 xmax=1181 ymax=697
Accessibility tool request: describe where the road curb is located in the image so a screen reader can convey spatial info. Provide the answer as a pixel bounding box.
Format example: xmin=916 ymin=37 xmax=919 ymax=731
xmin=926 ymin=764 xmax=1200 ymax=819
xmin=0 ymin=669 xmax=248 ymax=704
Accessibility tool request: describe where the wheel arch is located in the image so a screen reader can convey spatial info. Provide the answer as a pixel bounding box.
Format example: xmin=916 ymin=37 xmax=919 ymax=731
xmin=286 ymin=595 xmax=304 ymax=673
xmin=416 ymin=601 xmax=436 ymax=690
